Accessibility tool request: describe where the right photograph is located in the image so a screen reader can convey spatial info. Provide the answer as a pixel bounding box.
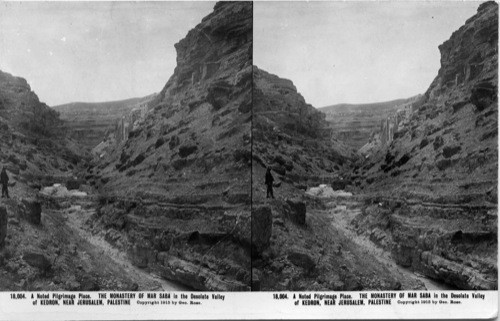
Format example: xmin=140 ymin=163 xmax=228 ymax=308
xmin=251 ymin=1 xmax=498 ymax=291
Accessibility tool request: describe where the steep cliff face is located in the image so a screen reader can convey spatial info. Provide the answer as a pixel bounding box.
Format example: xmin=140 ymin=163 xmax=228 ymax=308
xmin=352 ymin=1 xmax=498 ymax=290
xmin=0 ymin=70 xmax=82 ymax=177
xmin=253 ymin=67 xmax=357 ymax=194
xmin=0 ymin=71 xmax=61 ymax=137
xmin=87 ymin=2 xmax=252 ymax=291
xmin=54 ymin=94 xmax=156 ymax=150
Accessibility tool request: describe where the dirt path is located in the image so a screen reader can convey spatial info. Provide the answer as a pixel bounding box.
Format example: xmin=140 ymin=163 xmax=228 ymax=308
xmin=312 ymin=195 xmax=453 ymax=290
xmin=43 ymin=196 xmax=189 ymax=291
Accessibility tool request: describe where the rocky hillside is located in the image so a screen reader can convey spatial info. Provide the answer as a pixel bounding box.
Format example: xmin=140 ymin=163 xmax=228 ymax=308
xmin=251 ymin=67 xmax=397 ymax=291
xmin=0 ymin=70 xmax=83 ymax=177
xmin=359 ymin=95 xmax=426 ymax=158
xmin=252 ymin=67 xmax=357 ymax=187
xmin=53 ymin=94 xmax=156 ymax=150
xmin=320 ymin=95 xmax=421 ymax=150
xmin=86 ymin=1 xmax=252 ymax=291
xmin=350 ymin=1 xmax=498 ymax=290
xmin=0 ymin=70 xmax=103 ymax=291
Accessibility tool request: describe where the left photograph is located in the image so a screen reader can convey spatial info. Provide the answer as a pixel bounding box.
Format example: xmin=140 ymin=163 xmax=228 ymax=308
xmin=0 ymin=1 xmax=252 ymax=291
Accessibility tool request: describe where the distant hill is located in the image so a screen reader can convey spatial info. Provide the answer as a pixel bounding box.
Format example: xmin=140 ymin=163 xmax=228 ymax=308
xmin=319 ymin=95 xmax=422 ymax=150
xmin=320 ymin=98 xmax=416 ymax=114
xmin=52 ymin=94 xmax=156 ymax=149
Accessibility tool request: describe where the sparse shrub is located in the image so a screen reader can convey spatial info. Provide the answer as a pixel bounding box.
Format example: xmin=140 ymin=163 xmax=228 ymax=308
xmin=433 ymin=136 xmax=444 ymax=150
xmin=128 ymin=128 xmax=142 ymax=139
xmin=436 ymin=159 xmax=453 ymax=171
xmin=233 ymin=148 xmax=251 ymax=163
xmin=419 ymin=138 xmax=429 ymax=149
xmin=130 ymin=154 xmax=146 ymax=167
xmin=169 ymin=135 xmax=180 ymax=150
xmin=155 ymin=137 xmax=165 ymax=149
xmin=443 ymin=145 xmax=461 ymax=158
xmin=178 ymin=145 xmax=197 ymax=158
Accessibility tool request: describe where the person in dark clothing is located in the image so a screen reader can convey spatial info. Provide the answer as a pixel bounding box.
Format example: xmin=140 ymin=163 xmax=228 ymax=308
xmin=0 ymin=167 xmax=9 ymax=198
xmin=265 ymin=167 xmax=274 ymax=199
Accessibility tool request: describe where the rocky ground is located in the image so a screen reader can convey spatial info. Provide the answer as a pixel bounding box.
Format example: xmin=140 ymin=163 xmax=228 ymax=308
xmin=253 ymin=186 xmax=431 ymax=291
xmin=0 ymin=178 xmax=187 ymax=291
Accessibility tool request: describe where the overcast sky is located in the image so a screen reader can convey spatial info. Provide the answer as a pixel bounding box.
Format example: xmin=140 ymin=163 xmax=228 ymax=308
xmin=0 ymin=1 xmax=215 ymax=106
xmin=254 ymin=1 xmax=480 ymax=107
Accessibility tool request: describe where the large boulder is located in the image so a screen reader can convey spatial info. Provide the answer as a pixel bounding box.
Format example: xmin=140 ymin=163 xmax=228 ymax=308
xmin=23 ymin=252 xmax=51 ymax=273
xmin=21 ymin=199 xmax=41 ymax=225
xmin=331 ymin=180 xmax=347 ymax=190
xmin=0 ymin=207 xmax=7 ymax=248
xmin=251 ymin=269 xmax=261 ymax=291
xmin=130 ymin=239 xmax=155 ymax=268
xmin=287 ymin=251 xmax=315 ymax=273
xmin=251 ymin=206 xmax=273 ymax=256
xmin=285 ymin=198 xmax=306 ymax=225
xmin=66 ymin=179 xmax=84 ymax=190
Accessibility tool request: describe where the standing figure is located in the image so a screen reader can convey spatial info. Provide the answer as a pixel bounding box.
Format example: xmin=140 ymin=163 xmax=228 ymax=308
xmin=0 ymin=167 xmax=9 ymax=198
xmin=265 ymin=167 xmax=274 ymax=199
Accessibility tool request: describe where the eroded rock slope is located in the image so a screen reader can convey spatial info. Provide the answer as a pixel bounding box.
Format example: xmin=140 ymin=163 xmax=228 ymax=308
xmin=351 ymin=1 xmax=498 ymax=290
xmin=253 ymin=67 xmax=357 ymax=191
xmin=251 ymin=68 xmax=409 ymax=291
xmin=0 ymin=70 xmax=100 ymax=291
xmin=0 ymin=70 xmax=83 ymax=181
xmin=87 ymin=2 xmax=252 ymax=291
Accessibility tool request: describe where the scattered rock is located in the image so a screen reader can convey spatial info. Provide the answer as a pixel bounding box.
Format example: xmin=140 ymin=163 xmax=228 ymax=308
xmin=306 ymin=185 xmax=353 ymax=198
xmin=130 ymin=240 xmax=155 ymax=268
xmin=331 ymin=180 xmax=347 ymax=190
xmin=65 ymin=280 xmax=81 ymax=291
xmin=66 ymin=179 xmax=84 ymax=190
xmin=294 ymin=184 xmax=307 ymax=191
xmin=155 ymin=137 xmax=166 ymax=149
xmin=442 ymin=145 xmax=461 ymax=158
xmin=285 ymin=199 xmax=306 ymax=225
xmin=452 ymin=101 xmax=469 ymax=113
xmin=179 ymin=145 xmax=198 ymax=158
xmin=169 ymin=135 xmax=180 ymax=150
xmin=20 ymin=199 xmax=41 ymax=225
xmin=433 ymin=136 xmax=444 ymax=150
xmin=436 ymin=159 xmax=453 ymax=171
xmin=7 ymin=217 xmax=18 ymax=226
xmin=129 ymin=282 xmax=139 ymax=291
xmin=22 ymin=252 xmax=51 ymax=272
xmin=251 ymin=270 xmax=261 ymax=291
xmin=79 ymin=274 xmax=100 ymax=291
xmin=470 ymin=80 xmax=497 ymax=111
xmin=419 ymin=137 xmax=429 ymax=149
xmin=270 ymin=164 xmax=286 ymax=176
xmin=41 ymin=184 xmax=87 ymax=198
xmin=287 ymin=252 xmax=315 ymax=273
xmin=343 ymin=276 xmax=363 ymax=291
